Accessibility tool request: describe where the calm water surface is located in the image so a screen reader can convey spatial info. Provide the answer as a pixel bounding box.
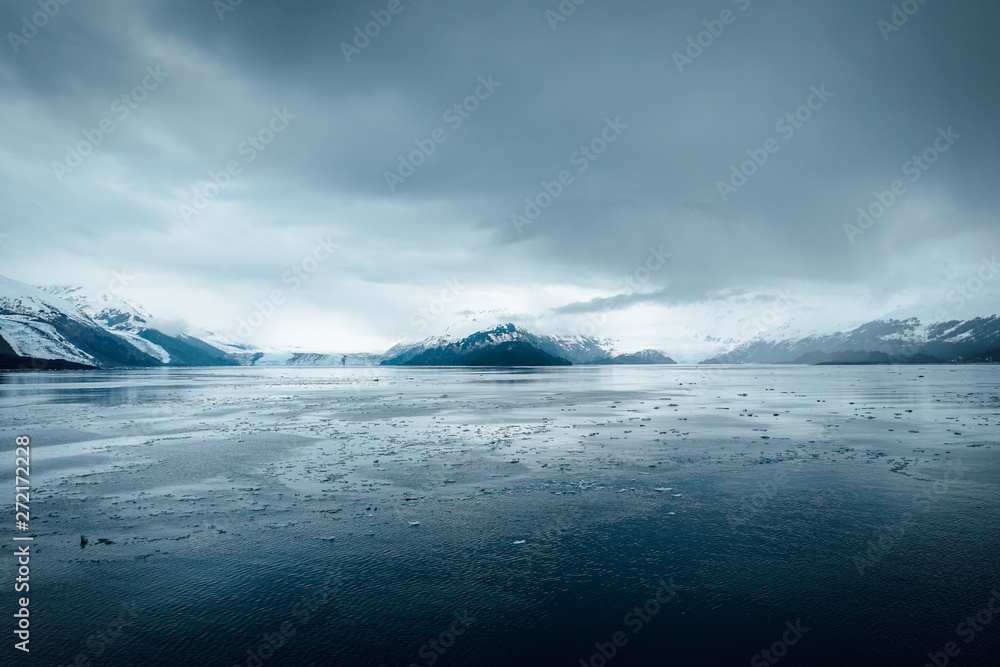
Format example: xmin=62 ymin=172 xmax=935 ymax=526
xmin=1 ymin=366 xmax=998 ymax=666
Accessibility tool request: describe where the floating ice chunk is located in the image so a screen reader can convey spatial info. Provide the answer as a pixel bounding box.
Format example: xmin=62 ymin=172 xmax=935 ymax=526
xmin=668 ymin=512 xmax=676 ymax=515
xmin=513 ymin=540 xmax=526 ymax=545
xmin=672 ymin=494 xmax=682 ymax=497
xmin=314 ymin=536 xmax=336 ymax=541
xmin=408 ymin=521 xmax=421 ymax=526
xmin=654 ymin=487 xmax=674 ymax=492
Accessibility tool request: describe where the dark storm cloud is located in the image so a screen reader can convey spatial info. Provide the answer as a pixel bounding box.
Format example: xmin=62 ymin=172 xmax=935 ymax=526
xmin=0 ymin=0 xmax=997 ymax=346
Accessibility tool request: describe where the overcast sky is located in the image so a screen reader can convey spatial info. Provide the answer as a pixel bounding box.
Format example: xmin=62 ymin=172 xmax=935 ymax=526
xmin=1 ymin=0 xmax=998 ymax=359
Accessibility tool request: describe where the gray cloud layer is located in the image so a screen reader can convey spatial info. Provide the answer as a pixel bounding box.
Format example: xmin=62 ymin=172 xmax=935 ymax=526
xmin=1 ymin=0 xmax=997 ymax=353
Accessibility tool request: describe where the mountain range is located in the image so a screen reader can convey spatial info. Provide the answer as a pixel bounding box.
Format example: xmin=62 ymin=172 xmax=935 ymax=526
xmin=703 ymin=317 xmax=1000 ymax=365
xmin=0 ymin=274 xmax=997 ymax=369
xmin=379 ymin=323 xmax=676 ymax=366
xmin=0 ymin=276 xmax=236 ymax=370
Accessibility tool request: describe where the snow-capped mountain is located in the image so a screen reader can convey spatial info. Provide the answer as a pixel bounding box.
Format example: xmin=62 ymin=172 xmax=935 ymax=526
xmin=0 ymin=275 xmax=235 ymax=369
xmin=5 ymin=273 xmax=997 ymax=370
xmin=595 ymin=349 xmax=677 ymax=365
xmin=387 ymin=309 xmax=620 ymax=364
xmin=1 ymin=276 xmax=158 ymax=369
xmin=381 ymin=323 xmax=677 ymax=366
xmin=704 ymin=316 xmax=1000 ymax=364
xmin=45 ymin=284 xmax=238 ymax=367
xmin=41 ymin=285 xmax=173 ymax=364
xmin=381 ymin=324 xmax=569 ymax=366
xmin=382 ymin=323 xmax=612 ymax=366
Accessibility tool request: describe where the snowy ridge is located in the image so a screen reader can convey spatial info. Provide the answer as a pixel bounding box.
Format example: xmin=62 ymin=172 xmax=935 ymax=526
xmin=111 ymin=330 xmax=171 ymax=364
xmin=196 ymin=330 xmax=257 ymax=356
xmin=382 ymin=323 xmax=630 ymax=366
xmin=42 ymin=285 xmax=158 ymax=332
xmin=0 ymin=274 xmax=238 ymax=368
xmin=387 ymin=311 xmax=617 ymax=365
xmin=0 ymin=276 xmax=95 ymax=325
xmin=709 ymin=316 xmax=1000 ymax=364
xmin=37 ymin=285 xmax=172 ymax=363
xmin=0 ymin=317 xmax=95 ymax=364
xmin=4 ymin=273 xmax=998 ymax=369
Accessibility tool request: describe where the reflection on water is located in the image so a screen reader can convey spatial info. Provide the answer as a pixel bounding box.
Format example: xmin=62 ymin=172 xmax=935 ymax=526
xmin=0 ymin=366 xmax=997 ymax=666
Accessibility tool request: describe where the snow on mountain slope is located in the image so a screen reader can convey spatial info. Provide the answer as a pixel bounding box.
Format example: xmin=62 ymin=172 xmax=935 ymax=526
xmin=708 ymin=316 xmax=1000 ymax=364
xmin=387 ymin=312 xmax=617 ymax=365
xmin=39 ymin=285 xmax=178 ymax=363
xmin=5 ymin=274 xmax=997 ymax=369
xmin=0 ymin=316 xmax=95 ymax=365
xmin=598 ymin=349 xmax=676 ymax=365
xmin=0 ymin=275 xmax=240 ymax=368
xmin=113 ymin=331 xmax=171 ymax=364
xmin=0 ymin=275 xmax=94 ymax=324
xmin=42 ymin=285 xmax=154 ymax=331
xmin=0 ymin=276 xmax=106 ymax=366
xmin=195 ymin=330 xmax=256 ymax=356
xmin=382 ymin=322 xmax=625 ymax=366
xmin=535 ymin=332 xmax=616 ymax=363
